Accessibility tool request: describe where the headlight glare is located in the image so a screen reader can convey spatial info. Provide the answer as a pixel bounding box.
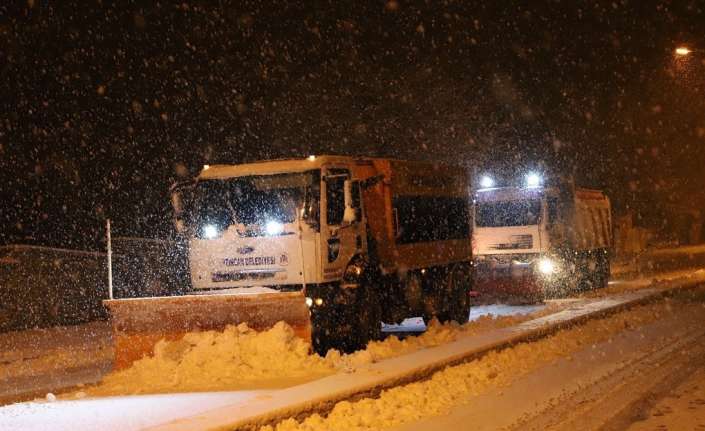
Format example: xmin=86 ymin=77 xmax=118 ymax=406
xmin=537 ymin=257 xmax=556 ymax=275
xmin=265 ymin=220 xmax=284 ymax=236
xmin=202 ymin=224 xmax=220 ymax=239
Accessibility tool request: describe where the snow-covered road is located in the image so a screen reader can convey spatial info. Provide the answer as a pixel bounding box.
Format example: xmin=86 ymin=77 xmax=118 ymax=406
xmin=254 ymin=285 xmax=705 ymax=431
xmin=393 ymin=288 xmax=705 ymax=431
xmin=0 ymin=391 xmax=264 ymax=431
xmin=0 ymin=267 xmax=703 ymax=431
xmin=0 ymin=321 xmax=112 ymax=404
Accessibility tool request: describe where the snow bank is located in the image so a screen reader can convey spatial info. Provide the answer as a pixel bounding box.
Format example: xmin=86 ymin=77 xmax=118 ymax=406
xmin=88 ymin=314 xmax=529 ymax=396
xmin=338 ymin=314 xmax=526 ymax=369
xmin=260 ymin=302 xmax=666 ymax=431
xmin=90 ymin=322 xmax=333 ymax=395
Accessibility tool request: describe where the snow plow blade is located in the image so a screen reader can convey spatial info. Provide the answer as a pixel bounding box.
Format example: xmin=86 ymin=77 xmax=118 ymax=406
xmin=104 ymin=292 xmax=311 ymax=369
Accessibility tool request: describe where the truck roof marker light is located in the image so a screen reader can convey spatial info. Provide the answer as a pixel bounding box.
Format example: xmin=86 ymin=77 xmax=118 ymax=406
xmin=526 ymin=172 xmax=542 ymax=188
xmin=479 ymin=175 xmax=495 ymax=189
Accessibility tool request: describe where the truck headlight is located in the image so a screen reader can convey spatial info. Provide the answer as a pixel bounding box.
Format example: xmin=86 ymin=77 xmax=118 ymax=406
xmin=537 ymin=257 xmax=557 ymax=275
xmin=537 ymin=257 xmax=558 ymax=275
xmin=202 ymin=224 xmax=221 ymax=239
xmin=265 ymin=220 xmax=284 ymax=236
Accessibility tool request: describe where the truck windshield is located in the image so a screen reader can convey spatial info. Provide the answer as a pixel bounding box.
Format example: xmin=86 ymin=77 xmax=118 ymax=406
xmin=475 ymin=199 xmax=542 ymax=227
xmin=187 ymin=170 xmax=320 ymax=235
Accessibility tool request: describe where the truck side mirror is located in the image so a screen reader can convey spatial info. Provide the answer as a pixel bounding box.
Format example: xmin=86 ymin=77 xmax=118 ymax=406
xmin=302 ymin=184 xmax=320 ymax=230
xmin=343 ymin=179 xmax=357 ymax=224
xmin=170 ymin=180 xmax=195 ymax=233
xmin=171 ymin=192 xmax=185 ymax=233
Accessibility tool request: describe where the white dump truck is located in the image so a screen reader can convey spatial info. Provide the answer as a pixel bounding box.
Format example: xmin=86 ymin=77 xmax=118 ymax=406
xmin=472 ymin=173 xmax=612 ymax=301
xmin=105 ymin=155 xmax=473 ymax=365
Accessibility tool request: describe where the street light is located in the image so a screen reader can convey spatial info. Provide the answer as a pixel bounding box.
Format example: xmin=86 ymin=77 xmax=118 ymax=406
xmin=675 ymin=47 xmax=692 ymax=56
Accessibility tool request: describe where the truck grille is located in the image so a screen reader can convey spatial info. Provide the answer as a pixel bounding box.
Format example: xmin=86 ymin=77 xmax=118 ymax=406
xmin=489 ymin=234 xmax=533 ymax=250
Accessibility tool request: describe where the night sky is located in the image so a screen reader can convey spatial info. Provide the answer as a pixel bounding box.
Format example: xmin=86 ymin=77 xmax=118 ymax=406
xmin=1 ymin=1 xmax=704 ymax=250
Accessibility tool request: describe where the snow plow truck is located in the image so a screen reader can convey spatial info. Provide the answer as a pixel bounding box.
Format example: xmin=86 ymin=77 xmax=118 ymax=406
xmin=105 ymin=156 xmax=473 ymax=367
xmin=472 ymin=173 xmax=612 ymax=302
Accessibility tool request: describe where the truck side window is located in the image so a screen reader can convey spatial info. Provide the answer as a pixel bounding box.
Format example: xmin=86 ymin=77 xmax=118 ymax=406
xmin=302 ymin=179 xmax=320 ymax=230
xmin=326 ymin=169 xmax=349 ymax=225
xmin=351 ymin=181 xmax=361 ymax=208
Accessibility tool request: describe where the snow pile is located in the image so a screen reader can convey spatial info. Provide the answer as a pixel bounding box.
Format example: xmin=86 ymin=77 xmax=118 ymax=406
xmin=90 ymin=322 xmax=334 ymax=395
xmin=337 ymin=314 xmax=526 ymax=369
xmin=88 ymin=314 xmax=530 ymax=396
xmin=261 ymin=302 xmax=667 ymax=431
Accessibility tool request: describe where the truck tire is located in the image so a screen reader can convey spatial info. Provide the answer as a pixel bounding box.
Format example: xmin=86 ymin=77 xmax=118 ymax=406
xmin=586 ymin=252 xmax=610 ymax=290
xmin=311 ymin=303 xmax=361 ymax=355
xmin=405 ymin=271 xmax=424 ymax=315
xmin=550 ymin=258 xmax=580 ymax=298
xmin=585 ymin=256 xmax=600 ymax=291
xmin=354 ymin=283 xmax=382 ymax=348
xmin=596 ymin=252 xmax=610 ymax=289
xmin=575 ymin=256 xmax=593 ymax=292
xmin=311 ymin=266 xmax=382 ymax=355
xmin=438 ymin=264 xmax=471 ymax=325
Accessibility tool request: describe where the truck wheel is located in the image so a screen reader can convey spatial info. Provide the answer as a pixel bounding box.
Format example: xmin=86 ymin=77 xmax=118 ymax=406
xmin=553 ymin=260 xmax=580 ymax=298
xmin=355 ymin=284 xmax=382 ymax=348
xmin=596 ymin=253 xmax=610 ymax=289
xmin=574 ymin=257 xmax=593 ymax=292
xmin=438 ymin=264 xmax=471 ymax=324
xmin=310 ymin=308 xmax=338 ymax=356
xmin=585 ymin=256 xmax=600 ymax=291
xmin=405 ymin=271 xmax=423 ymax=315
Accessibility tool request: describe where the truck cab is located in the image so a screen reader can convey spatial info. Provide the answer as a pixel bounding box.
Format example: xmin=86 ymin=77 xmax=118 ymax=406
xmin=472 ymin=177 xmax=611 ymax=301
xmin=171 ymin=155 xmax=473 ymax=353
xmin=172 ymin=156 xmax=368 ymax=294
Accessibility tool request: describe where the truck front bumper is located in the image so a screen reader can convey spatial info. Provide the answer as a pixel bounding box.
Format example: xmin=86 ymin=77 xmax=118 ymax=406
xmin=472 ymin=254 xmax=560 ymax=302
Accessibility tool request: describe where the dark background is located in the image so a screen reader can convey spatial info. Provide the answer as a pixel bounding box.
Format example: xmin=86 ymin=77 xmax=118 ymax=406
xmin=1 ymin=1 xmax=704 ymax=250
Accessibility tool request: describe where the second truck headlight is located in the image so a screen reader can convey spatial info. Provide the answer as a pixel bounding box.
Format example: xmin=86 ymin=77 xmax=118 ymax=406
xmin=265 ymin=220 xmax=284 ymax=236
xmin=537 ymin=257 xmax=557 ymax=275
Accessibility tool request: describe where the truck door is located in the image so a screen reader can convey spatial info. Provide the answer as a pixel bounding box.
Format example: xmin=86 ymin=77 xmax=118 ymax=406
xmin=321 ymin=166 xmax=365 ymax=283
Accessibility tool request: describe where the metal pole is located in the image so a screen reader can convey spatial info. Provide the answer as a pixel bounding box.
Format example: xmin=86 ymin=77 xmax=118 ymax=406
xmin=297 ymin=217 xmax=307 ymax=293
xmin=107 ymin=219 xmax=113 ymax=300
